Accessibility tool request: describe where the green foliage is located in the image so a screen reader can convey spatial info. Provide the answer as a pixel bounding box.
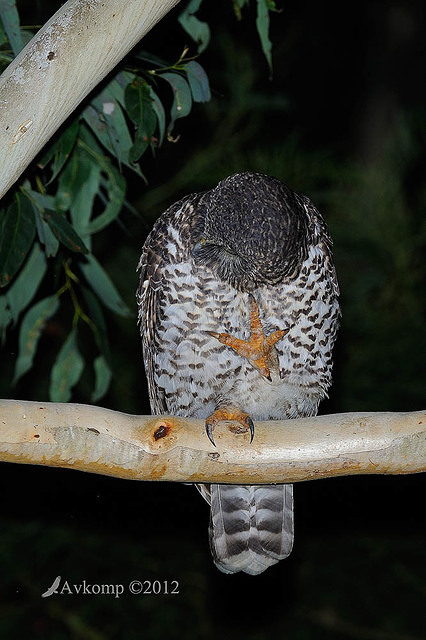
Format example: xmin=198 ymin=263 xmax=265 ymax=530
xmin=125 ymin=77 xmax=157 ymax=162
xmin=255 ymin=0 xmax=276 ymax=74
xmin=162 ymin=71 xmax=194 ymax=132
xmin=233 ymin=0 xmax=278 ymax=73
xmin=0 ymin=0 xmax=276 ymax=403
xmin=178 ymin=0 xmax=211 ymax=53
xmin=0 ymin=193 xmax=35 ymax=286
xmin=180 ymin=0 xmax=279 ymax=73
xmin=92 ymin=354 xmax=112 ymax=402
xmin=49 ymin=328 xmax=84 ymax=402
xmin=13 ymin=295 xmax=59 ymax=384
xmin=0 ymin=0 xmax=23 ymax=55
xmin=184 ymin=60 xmax=212 ymax=103
xmin=78 ymin=254 xmax=131 ymax=318
xmin=3 ymin=243 xmax=47 ymax=322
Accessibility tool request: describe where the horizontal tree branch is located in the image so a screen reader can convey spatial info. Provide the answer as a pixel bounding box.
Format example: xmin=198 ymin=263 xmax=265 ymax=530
xmin=0 ymin=400 xmax=424 ymax=483
xmin=0 ymin=0 xmax=180 ymax=198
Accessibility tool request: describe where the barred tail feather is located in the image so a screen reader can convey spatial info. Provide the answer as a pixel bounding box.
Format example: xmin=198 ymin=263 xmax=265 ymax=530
xmin=202 ymin=483 xmax=294 ymax=575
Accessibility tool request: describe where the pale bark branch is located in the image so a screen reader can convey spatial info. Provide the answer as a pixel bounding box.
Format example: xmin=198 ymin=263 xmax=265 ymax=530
xmin=0 ymin=399 xmax=424 ymax=483
xmin=0 ymin=0 xmax=181 ymax=198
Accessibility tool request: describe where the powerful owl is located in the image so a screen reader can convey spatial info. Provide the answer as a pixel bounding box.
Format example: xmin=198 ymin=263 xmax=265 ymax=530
xmin=137 ymin=172 xmax=340 ymax=575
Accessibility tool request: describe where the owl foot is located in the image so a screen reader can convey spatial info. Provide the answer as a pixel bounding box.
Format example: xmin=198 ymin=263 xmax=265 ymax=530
xmin=209 ymin=294 xmax=288 ymax=381
xmin=205 ymin=408 xmax=255 ymax=447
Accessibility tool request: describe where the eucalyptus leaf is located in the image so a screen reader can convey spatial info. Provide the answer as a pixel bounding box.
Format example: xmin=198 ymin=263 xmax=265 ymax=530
xmin=161 ymin=72 xmax=193 ymax=132
xmin=149 ymin=87 xmax=166 ymax=146
xmin=91 ymin=354 xmax=112 ymax=402
xmin=26 ymin=190 xmax=56 ymax=211
xmin=124 ymin=76 xmax=152 ymax=125
xmin=256 ymin=0 xmax=274 ymax=74
xmin=0 ymin=295 xmax=12 ymax=340
xmin=13 ymin=295 xmax=59 ymax=383
xmin=232 ymin=0 xmax=249 ymax=20
xmin=83 ymin=104 xmax=120 ymax=160
xmin=178 ymin=0 xmax=210 ymax=53
xmin=84 ymin=87 xmax=140 ymax=174
xmin=130 ymin=129 xmax=150 ymax=163
xmin=40 ymin=118 xmax=80 ymax=183
xmin=81 ymin=285 xmax=111 ymax=362
xmin=85 ymin=168 xmax=126 ymax=235
xmin=103 ymin=75 xmax=127 ymax=109
xmin=126 ymin=78 xmax=157 ymax=162
xmin=42 ymin=208 xmax=88 ymax=254
xmin=5 ymin=243 xmax=47 ymax=322
xmin=49 ymin=328 xmax=85 ymax=402
xmin=89 ymin=86 xmax=130 ymax=162
xmin=78 ymin=254 xmax=132 ymax=318
xmin=69 ymin=161 xmax=102 ymax=236
xmin=184 ymin=61 xmax=211 ymax=103
xmin=133 ymin=49 xmax=170 ymax=68
xmin=0 ymin=193 xmax=35 ymax=287
xmin=26 ymin=176 xmax=87 ymax=253
xmin=124 ymin=76 xmax=157 ymax=162
xmin=77 ymin=124 xmax=138 ymax=226
xmin=55 ymin=143 xmax=98 ymax=240
xmin=0 ymin=17 xmax=7 ymax=46
xmin=32 ymin=203 xmax=59 ymax=257
xmin=0 ymin=0 xmax=23 ymax=55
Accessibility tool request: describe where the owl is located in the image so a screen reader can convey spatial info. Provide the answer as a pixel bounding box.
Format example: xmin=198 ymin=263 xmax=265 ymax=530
xmin=137 ymin=172 xmax=340 ymax=575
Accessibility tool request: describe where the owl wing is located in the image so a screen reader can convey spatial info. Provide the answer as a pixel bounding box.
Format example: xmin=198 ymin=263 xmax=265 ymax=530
xmin=273 ymin=197 xmax=340 ymax=397
xmin=137 ymin=203 xmax=179 ymax=415
xmin=137 ymin=195 xmax=202 ymax=415
xmin=137 ymin=234 xmax=167 ymax=415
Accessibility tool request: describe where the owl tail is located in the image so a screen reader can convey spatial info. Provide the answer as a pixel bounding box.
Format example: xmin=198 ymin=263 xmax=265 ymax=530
xmin=196 ymin=483 xmax=294 ymax=575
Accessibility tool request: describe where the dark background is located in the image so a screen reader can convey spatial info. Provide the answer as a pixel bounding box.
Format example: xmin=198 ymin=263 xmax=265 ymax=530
xmin=1 ymin=0 xmax=425 ymax=638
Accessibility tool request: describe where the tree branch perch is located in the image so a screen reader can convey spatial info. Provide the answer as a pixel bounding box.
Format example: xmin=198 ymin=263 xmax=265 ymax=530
xmin=0 ymin=0 xmax=181 ymax=198
xmin=0 ymin=400 xmax=424 ymax=483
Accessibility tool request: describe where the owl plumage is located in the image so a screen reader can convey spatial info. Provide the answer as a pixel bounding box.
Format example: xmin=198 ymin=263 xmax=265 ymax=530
xmin=137 ymin=172 xmax=340 ymax=575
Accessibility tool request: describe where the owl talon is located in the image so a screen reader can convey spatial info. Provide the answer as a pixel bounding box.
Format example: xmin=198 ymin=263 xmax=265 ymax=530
xmin=209 ymin=294 xmax=287 ymax=380
xmin=205 ymin=408 xmax=255 ymax=446
xmin=247 ymin=416 xmax=255 ymax=443
xmin=205 ymin=421 xmax=216 ymax=447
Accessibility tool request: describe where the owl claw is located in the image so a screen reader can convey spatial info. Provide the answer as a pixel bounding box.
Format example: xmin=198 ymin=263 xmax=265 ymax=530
xmin=208 ymin=295 xmax=287 ymax=380
xmin=205 ymin=422 xmax=216 ymax=447
xmin=205 ymin=409 xmax=255 ymax=446
xmin=247 ymin=416 xmax=255 ymax=443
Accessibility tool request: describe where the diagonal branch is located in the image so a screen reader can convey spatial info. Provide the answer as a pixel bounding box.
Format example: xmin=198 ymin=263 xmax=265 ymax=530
xmin=0 ymin=399 xmax=424 ymax=483
xmin=0 ymin=0 xmax=181 ymax=198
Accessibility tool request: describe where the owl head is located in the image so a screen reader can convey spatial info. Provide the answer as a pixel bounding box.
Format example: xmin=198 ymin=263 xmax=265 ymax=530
xmin=192 ymin=172 xmax=313 ymax=291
